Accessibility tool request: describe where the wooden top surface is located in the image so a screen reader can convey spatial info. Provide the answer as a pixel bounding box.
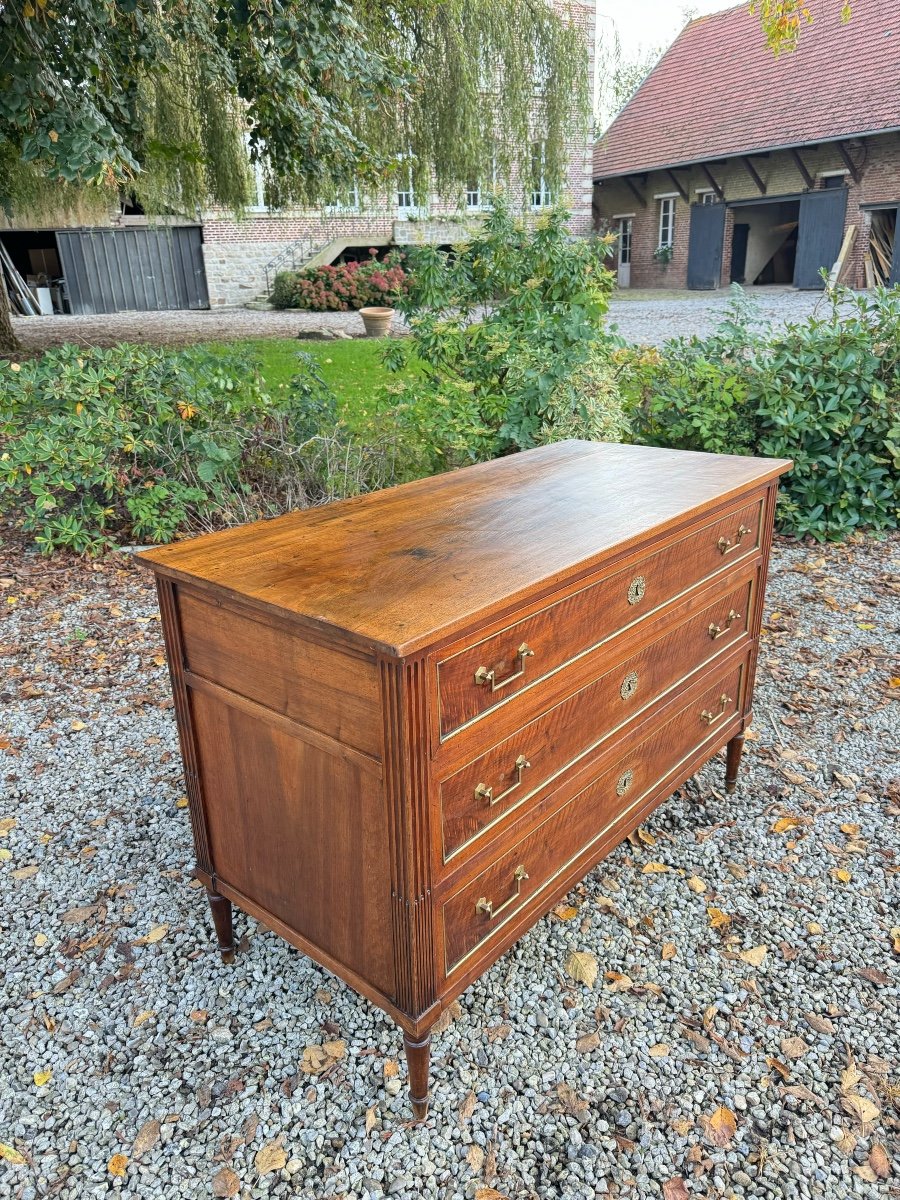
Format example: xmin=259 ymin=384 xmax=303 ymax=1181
xmin=139 ymin=441 xmax=790 ymax=655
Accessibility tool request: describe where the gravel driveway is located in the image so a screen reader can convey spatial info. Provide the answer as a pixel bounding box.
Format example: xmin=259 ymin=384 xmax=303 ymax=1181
xmin=10 ymin=287 xmax=829 ymax=352
xmin=1 ymin=531 xmax=898 ymax=1199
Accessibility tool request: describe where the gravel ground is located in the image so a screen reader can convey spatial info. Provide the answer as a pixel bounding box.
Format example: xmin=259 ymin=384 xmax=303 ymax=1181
xmin=10 ymin=287 xmax=827 ymax=352
xmin=1 ymin=530 xmax=898 ymax=1200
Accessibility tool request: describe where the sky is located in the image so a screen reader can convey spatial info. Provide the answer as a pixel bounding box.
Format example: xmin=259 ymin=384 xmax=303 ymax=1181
xmin=596 ymin=0 xmax=736 ymax=60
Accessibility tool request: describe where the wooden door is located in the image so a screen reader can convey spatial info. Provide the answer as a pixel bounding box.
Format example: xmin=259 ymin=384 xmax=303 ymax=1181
xmin=793 ymin=188 xmax=848 ymax=290
xmin=687 ymin=201 xmax=726 ymax=290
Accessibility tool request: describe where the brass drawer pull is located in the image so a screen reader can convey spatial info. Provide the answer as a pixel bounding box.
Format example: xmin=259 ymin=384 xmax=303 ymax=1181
xmin=700 ymin=694 xmax=731 ymax=725
xmin=717 ymin=523 xmax=752 ymax=556
xmin=708 ymin=609 xmax=741 ymax=640
xmin=476 ymin=864 xmax=529 ymax=919
xmin=475 ymin=754 xmax=531 ymax=807
xmin=474 ymin=643 xmax=534 ymax=692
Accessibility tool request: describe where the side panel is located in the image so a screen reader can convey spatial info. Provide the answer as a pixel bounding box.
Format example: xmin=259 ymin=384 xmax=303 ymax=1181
xmin=687 ymin=201 xmax=726 ymax=290
xmin=794 ymin=188 xmax=848 ymax=289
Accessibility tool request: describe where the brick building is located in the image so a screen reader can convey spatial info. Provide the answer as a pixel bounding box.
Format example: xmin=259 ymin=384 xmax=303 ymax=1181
xmin=1 ymin=0 xmax=595 ymax=314
xmin=592 ymin=0 xmax=900 ymax=291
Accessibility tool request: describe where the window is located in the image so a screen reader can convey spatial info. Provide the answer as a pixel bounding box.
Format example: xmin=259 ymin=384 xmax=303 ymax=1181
xmin=618 ymin=217 xmax=632 ymax=265
xmin=325 ymin=182 xmax=360 ymax=214
xmin=658 ymin=196 xmax=676 ymax=248
xmin=466 ymin=180 xmax=482 ymax=211
xmin=530 ymin=143 xmax=553 ymax=210
xmin=822 ymin=174 xmax=847 ymax=189
xmin=697 ymin=190 xmax=717 ymax=205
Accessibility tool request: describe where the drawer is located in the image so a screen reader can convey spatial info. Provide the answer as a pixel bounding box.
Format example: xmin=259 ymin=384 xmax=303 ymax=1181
xmin=438 ymin=574 xmax=756 ymax=862
xmin=436 ymin=495 xmax=763 ymax=737
xmin=441 ymin=657 xmax=746 ymax=974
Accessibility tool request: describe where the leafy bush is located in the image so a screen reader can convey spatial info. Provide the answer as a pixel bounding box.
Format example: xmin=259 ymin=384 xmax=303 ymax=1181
xmin=270 ymin=250 xmax=408 ymax=311
xmin=540 ymin=340 xmax=631 ymax=446
xmin=0 ymin=343 xmax=401 ymax=554
xmin=620 ymin=285 xmax=900 ymax=541
xmin=381 ymin=199 xmax=620 ymax=467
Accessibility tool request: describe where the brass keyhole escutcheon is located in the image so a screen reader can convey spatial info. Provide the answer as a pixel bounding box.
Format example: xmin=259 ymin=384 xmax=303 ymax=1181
xmin=627 ymin=575 xmax=646 ymax=606
xmin=616 ymin=769 xmax=634 ymax=796
xmin=620 ymin=670 xmax=639 ymax=700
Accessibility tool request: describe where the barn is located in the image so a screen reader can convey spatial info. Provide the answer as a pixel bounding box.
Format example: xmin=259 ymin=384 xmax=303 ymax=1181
xmin=592 ymin=1 xmax=900 ymax=291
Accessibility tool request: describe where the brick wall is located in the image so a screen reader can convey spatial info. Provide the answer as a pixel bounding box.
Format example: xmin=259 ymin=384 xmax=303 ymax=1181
xmin=594 ymin=131 xmax=900 ymax=290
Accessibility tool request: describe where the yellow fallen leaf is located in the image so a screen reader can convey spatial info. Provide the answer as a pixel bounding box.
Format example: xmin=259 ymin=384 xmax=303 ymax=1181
xmin=70 ymin=718 xmax=87 ymax=731
xmin=365 ymin=1106 xmax=378 ymax=1135
xmin=604 ymin=970 xmax=634 ymax=992
xmin=175 ymin=797 xmax=189 ymax=809
xmin=841 ymin=823 xmax=860 ymax=836
xmin=33 ymin=1069 xmax=52 ymax=1087
xmin=133 ymin=1010 xmax=155 ymax=1027
xmin=841 ymin=1064 xmax=863 ymax=1093
xmin=687 ymin=876 xmax=707 ymax=893
xmin=891 ymin=927 xmax=900 ymax=954
xmin=739 ymin=944 xmax=768 ymax=967
xmin=300 ymin=1040 xmax=346 ymax=1074
xmin=671 ymin=1117 xmax=694 ymax=1135
xmin=831 ymin=867 xmax=852 ymax=884
xmin=648 ymin=1043 xmax=669 ymax=1057
xmin=12 ymin=865 xmax=38 ymax=880
xmin=642 ymin=862 xmax=671 ymax=874
xmin=565 ymin=950 xmax=598 ymax=988
xmin=889 ymin=677 xmax=900 ymax=689
xmin=772 ymin=816 xmax=802 ymax=834
xmin=707 ymin=906 xmax=731 ymax=930
xmin=0 ymin=848 xmax=10 ymax=861
xmin=383 ymin=1059 xmax=399 ymax=1079
xmin=843 ymin=1094 xmax=880 ymax=1125
xmin=108 ymin=1154 xmax=128 ymax=1177
xmin=553 ymin=904 xmax=578 ymax=921
xmin=661 ymin=942 xmax=677 ymax=961
xmin=144 ymin=924 xmax=168 ymax=944
xmin=705 ymin=1105 xmax=737 ymax=1147
xmin=636 ymin=827 xmax=656 ymax=847
xmin=34 ymin=932 xmax=47 ymax=946
xmin=0 ymin=817 xmax=15 ymax=834
xmin=856 ymin=622 xmax=875 ymax=631
xmin=255 ymin=1139 xmax=287 ymax=1175
xmin=807 ymin=922 xmax=823 ymax=935
xmin=0 ymin=1143 xmax=25 ymax=1165
xmin=780 ymin=1036 xmax=809 ymax=1059
xmin=467 ymin=1144 xmax=485 ymax=1171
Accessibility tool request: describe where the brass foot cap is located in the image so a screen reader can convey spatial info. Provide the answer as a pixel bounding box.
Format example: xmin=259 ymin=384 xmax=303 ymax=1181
xmin=220 ymin=948 xmax=236 ymax=965
xmin=725 ymin=781 xmax=737 ymax=795
xmin=410 ymin=1097 xmax=429 ymax=1121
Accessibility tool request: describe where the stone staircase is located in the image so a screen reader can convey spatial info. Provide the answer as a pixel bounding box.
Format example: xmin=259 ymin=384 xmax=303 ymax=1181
xmin=245 ymin=233 xmax=392 ymax=308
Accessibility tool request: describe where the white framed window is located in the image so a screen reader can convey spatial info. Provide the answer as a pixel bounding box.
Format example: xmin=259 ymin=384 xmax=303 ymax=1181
xmin=466 ymin=180 xmax=483 ymax=210
xmin=530 ymin=142 xmax=553 ymax=210
xmin=618 ymin=217 xmax=632 ymax=264
xmin=658 ymin=196 xmax=676 ymax=248
xmin=324 ymin=182 xmax=361 ymax=214
xmin=696 ymin=188 xmax=717 ymax=205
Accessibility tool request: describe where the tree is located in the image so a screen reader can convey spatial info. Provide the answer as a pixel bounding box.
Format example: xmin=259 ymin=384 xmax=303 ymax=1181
xmin=594 ymin=30 xmax=661 ymax=131
xmin=0 ymin=0 xmax=590 ymax=353
xmin=751 ymin=0 xmax=853 ymax=54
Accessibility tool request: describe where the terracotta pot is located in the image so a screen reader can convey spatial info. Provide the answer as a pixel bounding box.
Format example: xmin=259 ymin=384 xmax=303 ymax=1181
xmin=359 ymin=306 xmax=395 ymax=337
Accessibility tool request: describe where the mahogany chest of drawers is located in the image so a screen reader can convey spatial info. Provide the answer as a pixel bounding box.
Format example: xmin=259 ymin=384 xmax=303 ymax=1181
xmin=139 ymin=441 xmax=790 ymax=1118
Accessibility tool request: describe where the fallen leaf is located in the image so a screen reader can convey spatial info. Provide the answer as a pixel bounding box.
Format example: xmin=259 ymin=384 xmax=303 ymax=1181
xmin=704 ymin=1105 xmax=737 ymax=1147
xmin=840 ymin=823 xmax=860 ymax=836
xmin=254 ymin=1138 xmax=286 ymax=1175
xmin=467 ymin=1144 xmax=485 ymax=1172
xmin=211 ymin=1166 xmax=240 ymax=1198
xmin=300 ymin=1040 xmax=345 ymax=1074
xmin=556 ymin=1082 xmax=588 ymax=1116
xmin=0 ymin=849 xmax=10 ymax=861
xmin=686 ymin=876 xmax=706 ymax=894
xmin=565 ymin=950 xmax=598 ymax=988
xmin=642 ymin=862 xmax=671 ymax=874
xmin=707 ymin=907 xmax=731 ymax=930
xmin=432 ymin=999 xmax=462 ymax=1032
xmin=780 ymin=1036 xmax=809 ymax=1059
xmin=34 ymin=932 xmax=47 ymax=947
xmin=648 ymin=1043 xmax=669 ymax=1057
xmin=11 ymin=865 xmax=38 ymax=880
xmin=132 ymin=1119 xmax=160 ymax=1158
xmin=107 ymin=1154 xmax=128 ymax=1177
xmin=458 ymin=1091 xmax=477 ymax=1122
xmin=831 ymin=867 xmax=852 ymax=884
xmin=807 ymin=922 xmax=823 ymax=935
xmin=475 ymin=1189 xmax=509 ymax=1200
xmin=576 ymin=1031 xmax=600 ymax=1054
xmin=0 ymin=818 xmax=15 ymax=835
xmin=804 ymin=1012 xmax=836 ymax=1035
xmin=841 ymin=1064 xmax=863 ymax=1093
xmin=739 ymin=944 xmax=768 ymax=967
xmin=554 ymin=904 xmax=578 ymax=920
xmin=662 ymin=1180 xmax=691 ymax=1200
xmin=843 ymin=1094 xmax=880 ymax=1125
xmin=61 ymin=905 xmax=98 ymax=925
xmin=365 ymin=1107 xmax=378 ymax=1135
xmin=869 ymin=1144 xmax=892 ymax=1180
xmin=772 ymin=816 xmax=803 ymax=833
xmin=671 ymin=1118 xmax=694 ymax=1136
xmin=604 ymin=970 xmax=634 ymax=992
xmin=766 ymin=1056 xmax=791 ymax=1080
xmin=780 ymin=1083 xmax=825 ymax=1109
xmin=33 ymin=1069 xmax=51 ymax=1087
xmin=189 ymin=1009 xmax=208 ymax=1023
xmin=0 ymin=1143 xmax=25 ymax=1165
xmin=70 ymin=719 xmax=86 ymax=731
xmin=175 ymin=796 xmax=189 ymax=809
xmin=383 ymin=1059 xmax=399 ymax=1079
xmin=857 ymin=967 xmax=891 ymax=986
xmin=144 ymin=924 xmax=168 ymax=944
xmin=661 ymin=942 xmax=677 ymax=960
xmin=636 ymin=827 xmax=656 ymax=847
xmin=133 ymin=1010 xmax=155 ymax=1028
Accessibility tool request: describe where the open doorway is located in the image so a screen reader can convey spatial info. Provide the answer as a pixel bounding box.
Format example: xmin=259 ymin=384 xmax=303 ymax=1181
xmin=729 ymin=199 xmax=800 ymax=285
xmin=867 ymin=208 xmax=897 ymax=286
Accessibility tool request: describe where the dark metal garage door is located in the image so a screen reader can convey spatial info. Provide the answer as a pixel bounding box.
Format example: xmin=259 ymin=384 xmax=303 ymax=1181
xmin=56 ymin=226 xmax=209 ymax=314
xmin=686 ymin=201 xmax=726 ymax=290
xmin=793 ymin=188 xmax=848 ymax=290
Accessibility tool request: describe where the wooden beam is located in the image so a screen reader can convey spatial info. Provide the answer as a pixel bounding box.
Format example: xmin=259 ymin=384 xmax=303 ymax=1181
xmin=790 ymin=148 xmax=814 ymax=189
xmin=700 ymin=163 xmax=724 ymax=201
xmin=623 ymin=176 xmax=647 ymax=208
xmin=666 ymin=170 xmax=689 ymax=204
xmin=836 ymin=141 xmax=861 ymax=184
xmin=740 ymin=156 xmax=767 ymax=195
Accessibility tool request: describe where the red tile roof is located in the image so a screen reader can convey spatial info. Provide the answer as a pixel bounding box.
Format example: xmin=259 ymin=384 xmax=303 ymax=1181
xmin=593 ymin=0 xmax=900 ymax=179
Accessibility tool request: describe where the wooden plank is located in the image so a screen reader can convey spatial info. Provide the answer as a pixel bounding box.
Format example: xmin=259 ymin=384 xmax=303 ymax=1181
xmin=836 ymin=142 xmax=861 ymax=185
xmin=827 ymin=224 xmax=856 ymax=290
xmin=623 ymin=176 xmax=647 ymax=208
xmin=666 ymin=170 xmax=689 ymax=204
xmin=700 ymin=164 xmax=724 ymax=201
xmin=740 ymin=156 xmax=767 ymax=195
xmin=790 ymin=148 xmax=814 ymax=189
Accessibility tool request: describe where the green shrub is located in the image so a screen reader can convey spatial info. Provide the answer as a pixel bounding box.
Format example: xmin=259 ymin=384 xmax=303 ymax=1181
xmin=0 ymin=343 xmax=385 ymax=554
xmin=539 ymin=340 xmax=631 ymax=446
xmin=620 ymin=285 xmax=900 ymax=541
xmin=382 ymin=199 xmax=619 ymax=464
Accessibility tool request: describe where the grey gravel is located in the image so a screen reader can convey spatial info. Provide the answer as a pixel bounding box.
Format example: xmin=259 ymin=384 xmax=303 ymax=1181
xmin=607 ymin=287 xmax=830 ymax=345
xmin=0 ymin=530 xmax=898 ymax=1199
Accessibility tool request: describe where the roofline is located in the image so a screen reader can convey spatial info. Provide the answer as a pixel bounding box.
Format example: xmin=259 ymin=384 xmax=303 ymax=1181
xmin=592 ymin=125 xmax=900 ymax=184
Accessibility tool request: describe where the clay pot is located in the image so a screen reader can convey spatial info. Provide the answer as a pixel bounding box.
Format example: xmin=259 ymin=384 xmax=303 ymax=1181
xmin=359 ymin=306 xmax=395 ymax=337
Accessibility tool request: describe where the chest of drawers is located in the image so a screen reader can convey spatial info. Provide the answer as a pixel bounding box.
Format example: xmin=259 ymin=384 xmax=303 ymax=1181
xmin=139 ymin=441 xmax=790 ymax=1119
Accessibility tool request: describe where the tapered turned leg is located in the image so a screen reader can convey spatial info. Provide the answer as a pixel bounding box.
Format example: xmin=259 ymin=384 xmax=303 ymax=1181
xmin=403 ymin=1033 xmax=431 ymax=1120
xmin=725 ymin=733 xmax=745 ymax=794
xmin=207 ymin=890 xmax=235 ymax=963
